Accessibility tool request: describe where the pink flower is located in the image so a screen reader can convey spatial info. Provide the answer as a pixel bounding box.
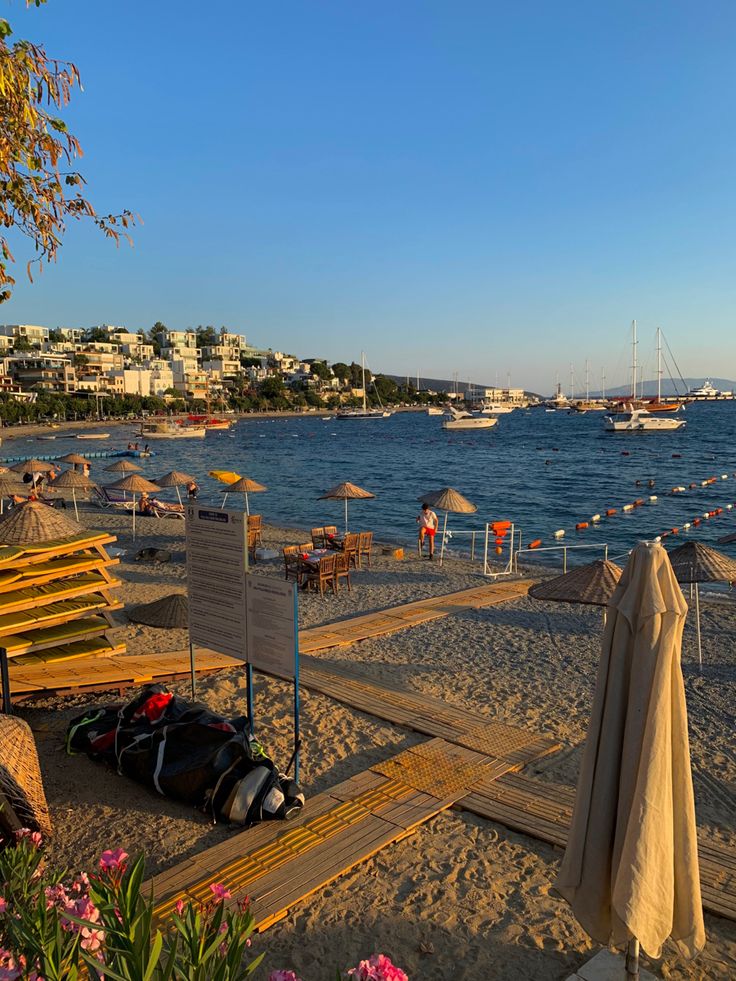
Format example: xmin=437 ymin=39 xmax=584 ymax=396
xmin=14 ymin=829 xmax=42 ymax=849
xmin=268 ymin=972 xmax=303 ymax=981
xmin=99 ymin=848 xmax=129 ymax=871
xmin=0 ymin=898 xmax=6 ymax=914
xmin=208 ymin=882 xmax=232 ymax=901
xmin=0 ymin=948 xmax=22 ymax=981
xmin=348 ymin=954 xmax=408 ymax=981
xmin=175 ymin=899 xmax=185 ymax=916
xmin=79 ymin=927 xmax=105 ymax=953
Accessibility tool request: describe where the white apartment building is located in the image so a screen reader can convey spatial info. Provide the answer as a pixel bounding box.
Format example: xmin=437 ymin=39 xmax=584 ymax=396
xmin=109 ymin=368 xmax=152 ymax=397
xmin=0 ymin=324 xmax=49 ymax=347
xmin=147 ymin=359 xmax=175 ymax=396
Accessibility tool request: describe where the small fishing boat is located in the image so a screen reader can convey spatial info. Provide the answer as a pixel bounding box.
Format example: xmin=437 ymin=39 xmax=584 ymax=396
xmin=77 ymin=433 xmax=110 ymax=440
xmin=426 ymin=406 xmax=445 ymax=416
xmin=140 ymin=422 xmax=206 ymax=439
xmin=442 ymin=408 xmax=498 ymax=430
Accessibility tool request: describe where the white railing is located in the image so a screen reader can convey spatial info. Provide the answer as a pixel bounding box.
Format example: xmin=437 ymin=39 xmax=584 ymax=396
xmin=514 ymin=541 xmax=609 ymax=574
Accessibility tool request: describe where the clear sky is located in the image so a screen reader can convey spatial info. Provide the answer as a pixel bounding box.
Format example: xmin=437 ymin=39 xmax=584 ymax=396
xmin=3 ymin=0 xmax=736 ymax=392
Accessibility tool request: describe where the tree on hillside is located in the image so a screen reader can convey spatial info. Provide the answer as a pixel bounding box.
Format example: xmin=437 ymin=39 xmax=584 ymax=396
xmin=195 ymin=325 xmax=217 ymax=348
xmin=331 ymin=362 xmax=350 ymax=383
xmin=0 ymin=6 xmax=136 ymax=302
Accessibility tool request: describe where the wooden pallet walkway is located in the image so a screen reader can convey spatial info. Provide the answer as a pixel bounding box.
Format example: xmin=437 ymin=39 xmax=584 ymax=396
xmin=148 ymin=731 xmax=556 ymax=932
xmin=456 ymin=771 xmax=736 ymax=923
xmin=8 ymin=580 xmax=531 ymax=699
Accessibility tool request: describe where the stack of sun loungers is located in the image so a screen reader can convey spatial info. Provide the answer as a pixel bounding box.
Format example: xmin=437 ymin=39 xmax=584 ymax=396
xmin=0 ymin=532 xmax=124 ymax=667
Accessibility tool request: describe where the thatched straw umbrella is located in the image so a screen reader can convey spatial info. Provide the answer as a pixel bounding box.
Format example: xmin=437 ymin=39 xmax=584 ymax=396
xmin=221 ymin=476 xmax=267 ymax=515
xmin=0 ymin=716 xmax=52 ymax=833
xmin=52 ymin=469 xmax=97 ymax=520
xmin=319 ymin=481 xmax=375 ymax=533
xmin=9 ymin=458 xmax=55 ymax=474
xmin=55 ymin=452 xmax=91 ymax=470
xmin=104 ymin=459 xmax=142 ymax=474
xmin=667 ymin=540 xmax=736 ymax=669
xmin=529 ymin=559 xmax=622 ymax=625
xmin=128 ymin=593 xmax=188 ymax=629
xmin=157 ymin=470 xmax=196 ymax=506
xmin=0 ymin=499 xmax=83 ymax=546
xmin=106 ymin=474 xmax=160 ymax=538
xmin=417 ymin=487 xmax=476 ymax=566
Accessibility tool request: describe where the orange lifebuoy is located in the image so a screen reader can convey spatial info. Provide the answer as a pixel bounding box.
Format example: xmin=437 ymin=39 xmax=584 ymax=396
xmin=693 ymin=518 xmax=701 ymax=526
xmin=576 ymin=521 xmax=589 ymax=530
xmin=605 ymin=508 xmax=616 ymax=516
xmin=528 ymin=539 xmax=542 ymax=550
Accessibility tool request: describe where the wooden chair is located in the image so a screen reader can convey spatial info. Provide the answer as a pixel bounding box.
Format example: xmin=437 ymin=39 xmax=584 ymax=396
xmin=311 ymin=527 xmax=326 ymax=549
xmin=304 ymin=554 xmax=337 ymax=597
xmin=334 ymin=551 xmax=351 ymax=592
xmin=282 ymin=545 xmax=302 ymax=583
xmin=247 ymin=514 xmax=264 ymax=547
xmin=324 ymin=525 xmax=338 ymax=545
xmin=342 ymin=532 xmax=360 ymax=569
xmin=247 ymin=529 xmax=258 ymax=565
xmin=299 ymin=543 xmax=313 ymax=554
xmin=358 ymin=531 xmax=373 ymax=568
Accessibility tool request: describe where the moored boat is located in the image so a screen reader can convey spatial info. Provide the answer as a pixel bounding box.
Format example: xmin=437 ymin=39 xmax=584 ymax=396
xmin=603 ymin=404 xmax=685 ymax=432
xmin=442 ymin=408 xmax=498 ymax=430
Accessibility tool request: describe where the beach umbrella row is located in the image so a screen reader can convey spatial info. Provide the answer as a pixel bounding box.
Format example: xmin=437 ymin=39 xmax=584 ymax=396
xmin=106 ymin=474 xmax=161 ymax=539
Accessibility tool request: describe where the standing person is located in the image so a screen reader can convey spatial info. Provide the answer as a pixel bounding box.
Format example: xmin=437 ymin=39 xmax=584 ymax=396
xmin=186 ymin=479 xmax=198 ymax=501
xmin=416 ymin=502 xmax=439 ymax=560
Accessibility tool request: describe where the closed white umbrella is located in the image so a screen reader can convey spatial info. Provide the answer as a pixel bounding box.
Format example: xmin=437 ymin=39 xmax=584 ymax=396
xmin=555 ymin=542 xmax=705 ymax=975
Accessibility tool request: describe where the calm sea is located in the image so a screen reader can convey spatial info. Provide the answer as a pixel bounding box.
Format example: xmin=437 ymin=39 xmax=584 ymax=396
xmin=19 ymin=402 xmax=736 ymax=565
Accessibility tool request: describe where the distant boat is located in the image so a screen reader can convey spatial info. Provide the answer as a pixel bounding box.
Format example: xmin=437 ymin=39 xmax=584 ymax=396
xmin=337 ymin=352 xmax=392 ymax=419
xmin=476 ymin=400 xmax=515 ymax=415
xmin=140 ymin=422 xmax=206 ymax=439
xmin=685 ymin=379 xmax=734 ymax=400
xmin=426 ymin=406 xmax=444 ymax=416
xmin=77 ymin=433 xmax=110 ymax=440
xmin=603 ymin=404 xmax=685 ymax=432
xmin=442 ymin=408 xmax=498 ymax=430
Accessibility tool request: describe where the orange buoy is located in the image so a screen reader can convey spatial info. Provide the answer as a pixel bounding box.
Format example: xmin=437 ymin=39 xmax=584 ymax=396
xmin=692 ymin=518 xmax=701 ymax=526
xmin=528 ymin=539 xmax=542 ymax=550
xmin=495 ymin=546 xmax=503 ymax=555
xmin=605 ymin=508 xmax=617 ymax=516
xmin=576 ymin=521 xmax=589 ymax=530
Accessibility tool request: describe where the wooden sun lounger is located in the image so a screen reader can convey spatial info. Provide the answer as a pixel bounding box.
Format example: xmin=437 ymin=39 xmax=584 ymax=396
xmin=0 ymin=556 xmax=120 ymax=593
xmin=0 ymin=595 xmax=121 ymax=638
xmin=1 ymin=615 xmax=112 ymax=658
xmin=5 ymin=533 xmax=117 ymax=569
xmin=11 ymin=638 xmax=127 ymax=666
xmin=0 ymin=572 xmax=122 ymax=617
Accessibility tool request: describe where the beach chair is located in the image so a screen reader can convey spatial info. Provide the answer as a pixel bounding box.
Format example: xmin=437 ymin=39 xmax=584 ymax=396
xmin=342 ymin=532 xmax=360 ymax=569
xmin=93 ymin=486 xmax=135 ymax=511
xmin=282 ymin=546 xmax=303 ymax=584
xmin=334 ymin=551 xmax=351 ymax=592
xmin=248 ymin=514 xmax=264 ymax=547
xmin=304 ymin=553 xmax=337 ymax=597
xmin=151 ymin=499 xmax=185 ymax=519
xmin=311 ymin=527 xmax=326 ymax=549
xmin=358 ymin=531 xmax=373 ymax=568
xmin=247 ymin=529 xmax=258 ymax=565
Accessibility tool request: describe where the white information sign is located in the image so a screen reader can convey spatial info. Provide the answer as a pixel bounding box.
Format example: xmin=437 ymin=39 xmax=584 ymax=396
xmin=186 ymin=506 xmax=248 ymax=660
xmin=245 ymin=576 xmax=297 ymax=678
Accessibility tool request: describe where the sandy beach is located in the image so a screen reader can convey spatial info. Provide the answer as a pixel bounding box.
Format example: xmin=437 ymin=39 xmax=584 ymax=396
xmin=13 ymin=505 xmax=736 ymax=980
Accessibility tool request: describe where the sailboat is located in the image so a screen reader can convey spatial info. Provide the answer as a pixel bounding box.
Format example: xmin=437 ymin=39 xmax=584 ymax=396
xmin=644 ymin=328 xmax=685 ymax=413
xmin=336 ymin=353 xmax=392 ymax=419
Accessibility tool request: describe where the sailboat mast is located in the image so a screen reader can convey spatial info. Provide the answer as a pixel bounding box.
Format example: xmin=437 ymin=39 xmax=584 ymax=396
xmin=657 ymin=327 xmax=662 ymax=402
xmin=585 ymin=360 xmax=590 ymax=401
xmin=601 ymin=368 xmax=606 ymax=400
xmin=570 ymin=363 xmax=575 ymax=400
xmin=631 ymin=320 xmax=638 ymax=399
xmin=361 ymin=351 xmax=367 ymax=412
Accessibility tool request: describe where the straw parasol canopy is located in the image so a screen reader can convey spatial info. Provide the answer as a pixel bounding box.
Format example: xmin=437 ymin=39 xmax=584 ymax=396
xmin=666 ymin=540 xmax=736 ymax=668
xmin=104 ymin=458 xmax=142 ymax=474
xmin=221 ymin=475 xmax=267 ymax=515
xmin=128 ymin=593 xmax=188 ymax=629
xmin=52 ymin=469 xmax=97 ymax=520
xmin=529 ymin=559 xmax=622 ymax=607
xmin=9 ymin=458 xmax=55 ymax=474
xmin=106 ymin=474 xmax=161 ymax=539
xmin=0 ymin=475 xmax=24 ymax=514
xmin=157 ymin=470 xmax=196 ymax=505
xmin=0 ymin=716 xmax=52 ymax=836
xmin=416 ymin=487 xmax=476 ymax=565
xmin=319 ymin=481 xmax=376 ymax=532
xmin=55 ymin=452 xmax=91 ymax=467
xmin=0 ymin=499 xmax=83 ymax=546
xmin=555 ymin=542 xmax=704 ymax=972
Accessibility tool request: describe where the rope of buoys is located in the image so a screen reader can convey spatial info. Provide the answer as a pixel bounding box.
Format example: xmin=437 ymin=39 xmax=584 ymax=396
xmin=575 ymin=521 xmax=589 ymax=531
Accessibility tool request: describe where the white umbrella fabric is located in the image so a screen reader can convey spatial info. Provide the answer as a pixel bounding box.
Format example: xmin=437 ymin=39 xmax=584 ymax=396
xmin=555 ymin=542 xmax=705 ymax=974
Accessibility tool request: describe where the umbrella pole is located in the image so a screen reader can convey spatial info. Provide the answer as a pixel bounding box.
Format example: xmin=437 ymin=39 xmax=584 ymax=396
xmin=176 ymin=486 xmax=182 ymax=506
xmin=221 ymin=493 xmax=227 ymax=510
xmin=440 ymin=511 xmax=448 ymax=566
xmin=245 ymin=492 xmax=250 ymax=517
xmin=132 ymin=492 xmax=136 ymax=539
xmin=602 ymin=608 xmax=607 ymax=627
xmin=695 ymin=583 xmax=702 ymax=671
xmin=72 ymin=489 xmax=78 ymax=521
xmin=344 ymin=497 xmax=348 ymax=533
xmin=625 ymin=938 xmax=640 ymax=980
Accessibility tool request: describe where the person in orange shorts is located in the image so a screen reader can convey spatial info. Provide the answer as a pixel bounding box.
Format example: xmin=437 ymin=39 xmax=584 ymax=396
xmin=416 ymin=502 xmax=439 ymax=559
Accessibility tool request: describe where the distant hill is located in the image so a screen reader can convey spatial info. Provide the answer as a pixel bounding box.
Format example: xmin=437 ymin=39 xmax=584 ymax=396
xmin=590 ymin=377 xmax=736 ymax=398
xmin=385 ymin=374 xmax=542 ymax=399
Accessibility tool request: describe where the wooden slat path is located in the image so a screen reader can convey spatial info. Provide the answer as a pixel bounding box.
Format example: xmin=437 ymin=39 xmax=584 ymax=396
xmin=8 ymin=580 xmax=531 ymax=699
xmin=298 ymin=580 xmax=532 ymax=653
xmin=456 ymin=771 xmax=736 ymax=922
xmin=148 ymin=732 xmax=555 ymax=932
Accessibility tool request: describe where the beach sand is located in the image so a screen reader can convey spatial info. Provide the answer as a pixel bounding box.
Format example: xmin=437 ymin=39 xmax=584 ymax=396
xmin=16 ymin=507 xmax=736 ymax=980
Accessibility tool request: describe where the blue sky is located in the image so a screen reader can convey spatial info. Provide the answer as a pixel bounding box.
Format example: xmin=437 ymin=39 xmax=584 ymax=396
xmin=2 ymin=0 xmax=736 ymax=391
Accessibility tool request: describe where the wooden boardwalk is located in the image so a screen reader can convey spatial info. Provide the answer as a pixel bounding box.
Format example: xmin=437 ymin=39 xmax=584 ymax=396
xmin=148 ymin=731 xmax=557 ymax=931
xmin=7 ymin=580 xmax=531 ymax=700
xmin=456 ymin=771 xmax=736 ymax=922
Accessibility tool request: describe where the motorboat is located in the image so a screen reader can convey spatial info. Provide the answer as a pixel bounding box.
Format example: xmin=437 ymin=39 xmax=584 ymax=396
xmin=603 ymin=404 xmax=685 ymax=432
xmin=77 ymin=433 xmax=110 ymax=440
xmin=140 ymin=422 xmax=206 ymax=439
xmin=476 ymin=400 xmax=515 ymax=415
xmin=426 ymin=406 xmax=445 ymax=415
xmin=686 ymin=380 xmax=734 ymax=400
xmin=442 ymin=408 xmax=498 ymax=430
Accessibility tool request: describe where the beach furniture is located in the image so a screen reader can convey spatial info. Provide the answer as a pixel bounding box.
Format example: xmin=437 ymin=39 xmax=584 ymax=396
xmin=247 ymin=513 xmax=264 ymax=547
xmin=104 ymin=459 xmax=142 ymax=475
xmin=341 ymin=532 xmax=360 ymax=569
xmin=304 ymin=553 xmax=337 ymax=596
xmin=93 ymin=485 xmax=136 ymax=510
xmin=105 ymin=475 xmax=162 ymax=538
xmin=219 ymin=475 xmax=267 ymax=514
xmin=128 ymin=593 xmax=188 ymax=629
xmin=52 ymin=469 xmax=97 ymax=520
xmin=358 ymin=531 xmax=373 ymax=568
xmin=282 ymin=546 xmax=304 ymax=584
xmin=0 ymin=715 xmax=51 ymax=837
xmin=318 ymin=482 xmax=376 ymax=533
xmin=151 ymin=499 xmax=185 ymax=519
xmin=311 ymin=527 xmax=326 ymax=549
xmin=334 ymin=550 xmax=351 ymax=592
xmin=155 ymin=470 xmax=195 ymax=506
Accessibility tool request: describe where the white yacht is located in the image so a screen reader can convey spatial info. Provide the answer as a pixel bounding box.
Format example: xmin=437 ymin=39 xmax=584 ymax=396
xmin=476 ymin=400 xmax=515 ymax=415
xmin=603 ymin=404 xmax=685 ymax=432
xmin=442 ymin=408 xmax=498 ymax=430
xmin=686 ymin=379 xmax=734 ymax=400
